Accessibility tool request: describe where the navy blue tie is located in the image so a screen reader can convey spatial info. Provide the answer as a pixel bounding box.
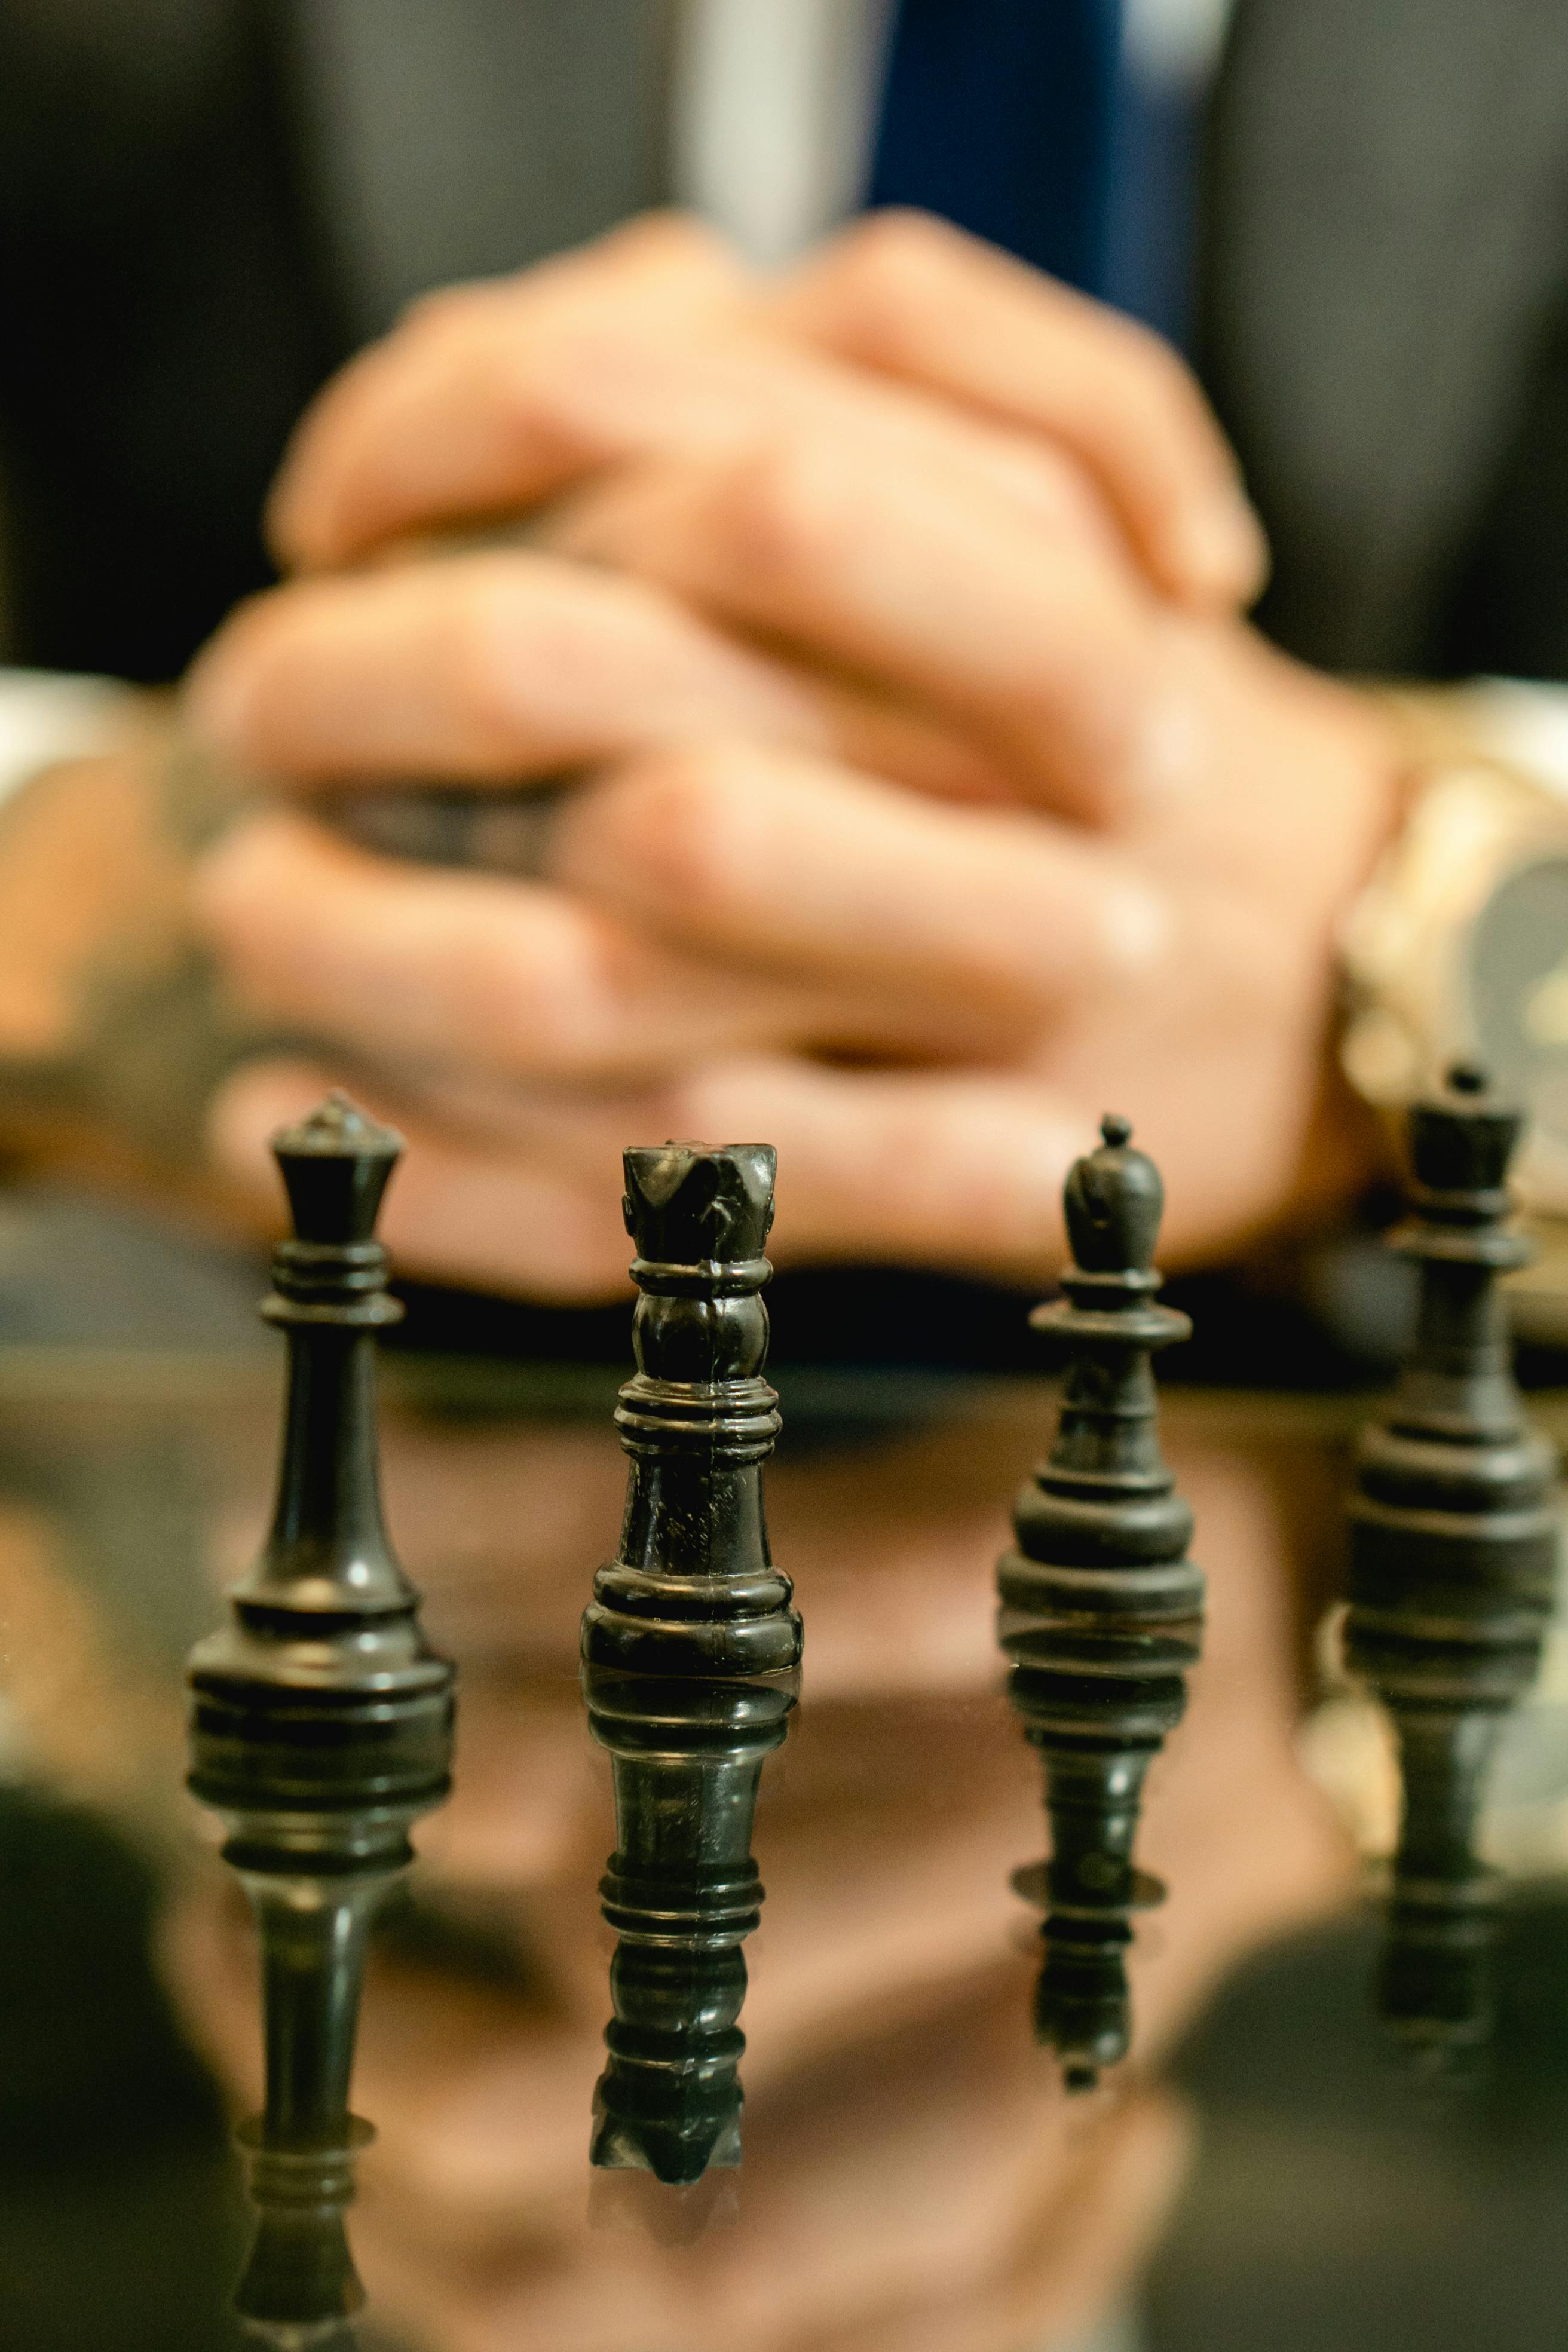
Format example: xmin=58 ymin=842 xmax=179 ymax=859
xmin=868 ymin=0 xmax=1126 ymax=300
xmin=867 ymin=0 xmax=1202 ymax=344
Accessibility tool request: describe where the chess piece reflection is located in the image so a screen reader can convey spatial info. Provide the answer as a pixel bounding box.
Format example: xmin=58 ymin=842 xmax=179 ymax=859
xmin=581 ymin=1143 xmax=802 ymax=2184
xmin=187 ymin=1095 xmax=455 ymax=2333
xmin=997 ymin=1116 xmax=1204 ymax=2090
xmin=1346 ymin=1063 xmax=1558 ymax=2060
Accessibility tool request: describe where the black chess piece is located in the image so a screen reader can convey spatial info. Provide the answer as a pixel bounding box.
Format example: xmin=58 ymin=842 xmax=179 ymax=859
xmin=1346 ymin=1062 xmax=1558 ymax=2060
xmin=997 ymin=1116 xmax=1204 ymax=2090
xmin=186 ymin=1095 xmax=455 ymax=2335
xmin=581 ymin=1143 xmax=801 ymax=2185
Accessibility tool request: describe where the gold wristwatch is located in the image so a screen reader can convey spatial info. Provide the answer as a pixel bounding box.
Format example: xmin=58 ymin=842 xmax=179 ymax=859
xmin=1339 ymin=682 xmax=1568 ymax=1339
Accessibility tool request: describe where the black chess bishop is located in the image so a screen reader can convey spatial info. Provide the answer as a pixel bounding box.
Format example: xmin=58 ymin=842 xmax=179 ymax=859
xmin=1346 ymin=1062 xmax=1559 ymax=2059
xmin=581 ymin=1141 xmax=801 ymax=2186
xmin=997 ymin=1116 xmax=1204 ymax=2090
xmin=186 ymin=1094 xmax=455 ymax=2336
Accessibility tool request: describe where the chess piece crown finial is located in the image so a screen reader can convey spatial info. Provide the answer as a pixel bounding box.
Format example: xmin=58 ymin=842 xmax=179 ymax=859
xmin=623 ymin=1138 xmax=776 ymax=1269
xmin=610 ymin=1140 xmax=788 ymax=1575
xmin=1061 ymin=1111 xmax=1165 ymax=1278
xmin=1405 ymin=1061 xmax=1524 ymax=1229
xmin=269 ymin=1089 xmax=403 ymax=1258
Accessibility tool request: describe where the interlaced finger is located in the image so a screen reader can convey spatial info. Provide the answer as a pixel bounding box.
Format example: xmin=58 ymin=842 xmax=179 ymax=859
xmin=769 ymin=210 xmax=1267 ymax=611
xmin=268 ymin=222 xmax=1128 ymax=579
xmin=549 ymin=437 xmax=1190 ymax=824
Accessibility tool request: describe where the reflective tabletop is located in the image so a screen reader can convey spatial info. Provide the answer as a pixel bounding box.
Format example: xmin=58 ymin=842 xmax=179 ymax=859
xmin=2 ymin=1324 xmax=1568 ymax=2352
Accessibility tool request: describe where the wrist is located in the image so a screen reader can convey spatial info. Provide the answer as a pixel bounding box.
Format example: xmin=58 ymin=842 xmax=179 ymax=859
xmin=1337 ymin=688 xmax=1568 ymax=1126
xmin=1333 ymin=681 xmax=1568 ymax=1352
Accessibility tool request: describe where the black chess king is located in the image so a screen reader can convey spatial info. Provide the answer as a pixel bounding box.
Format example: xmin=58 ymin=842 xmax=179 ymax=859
xmin=581 ymin=1141 xmax=801 ymax=2185
xmin=997 ymin=1116 xmax=1204 ymax=2090
xmin=187 ymin=1095 xmax=455 ymax=2333
xmin=1346 ymin=1062 xmax=1558 ymax=2054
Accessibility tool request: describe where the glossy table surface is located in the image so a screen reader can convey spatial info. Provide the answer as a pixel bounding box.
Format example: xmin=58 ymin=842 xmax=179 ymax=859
xmin=1 ymin=1328 xmax=1567 ymax=2352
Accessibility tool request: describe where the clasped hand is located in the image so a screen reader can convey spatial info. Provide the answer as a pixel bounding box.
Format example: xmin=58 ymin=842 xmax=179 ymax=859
xmin=183 ymin=212 xmax=1400 ymax=1297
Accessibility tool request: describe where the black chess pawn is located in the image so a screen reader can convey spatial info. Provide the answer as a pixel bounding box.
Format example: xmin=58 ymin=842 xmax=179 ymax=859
xmin=581 ymin=1143 xmax=801 ymax=2185
xmin=187 ymin=1095 xmax=455 ymax=2334
xmin=1346 ymin=1062 xmax=1558 ymax=2060
xmin=997 ymin=1116 xmax=1204 ymax=2091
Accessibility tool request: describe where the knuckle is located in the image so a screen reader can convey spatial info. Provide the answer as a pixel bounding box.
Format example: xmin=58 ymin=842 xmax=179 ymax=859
xmin=203 ymin=898 xmax=307 ymax=1019
xmin=520 ymin=1186 xmax=638 ymax=1300
xmin=712 ymin=439 xmax=852 ymax=592
xmin=546 ymin=1226 xmax=636 ymax=1303
xmin=213 ymin=580 xmax=287 ymax=651
xmin=598 ymin=746 xmax=762 ymax=926
xmin=603 ymin=208 xmax=733 ymax=272
xmin=827 ymin=210 xmax=964 ymax=351
xmin=443 ymin=562 xmax=540 ymax=758
xmin=483 ymin=328 xmax=563 ymax=431
xmin=461 ymin=918 xmax=604 ymax=1074
xmin=397 ymin=278 xmax=492 ymax=336
xmin=654 ymin=1064 xmax=746 ymax=1147
xmin=483 ymin=321 xmax=634 ymax=477
xmin=185 ymin=587 xmax=279 ymax=728
xmin=189 ymin=842 xmax=265 ymax=957
xmin=1099 ymin=310 xmax=1205 ymax=427
xmin=396 ymin=299 xmax=599 ymax=470
xmin=841 ymin=207 xmax=957 ymax=296
xmin=205 ymin=917 xmax=277 ymax=1011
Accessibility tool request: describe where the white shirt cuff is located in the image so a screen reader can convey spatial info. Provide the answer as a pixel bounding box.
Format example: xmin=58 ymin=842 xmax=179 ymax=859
xmin=1465 ymin=677 xmax=1568 ymax=800
xmin=0 ymin=668 xmax=137 ymax=812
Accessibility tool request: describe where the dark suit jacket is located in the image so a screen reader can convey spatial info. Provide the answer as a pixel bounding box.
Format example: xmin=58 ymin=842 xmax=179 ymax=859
xmin=4 ymin=0 xmax=1568 ymax=689
xmin=0 ymin=0 xmax=673 ymax=679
